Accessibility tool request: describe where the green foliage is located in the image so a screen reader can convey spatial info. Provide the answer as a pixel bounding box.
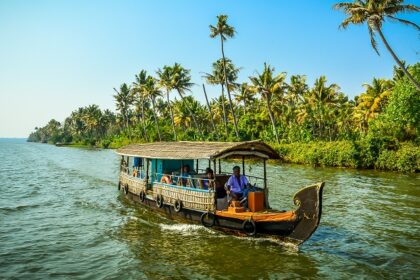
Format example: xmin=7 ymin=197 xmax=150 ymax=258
xmin=274 ymin=140 xmax=419 ymax=172
xmin=27 ymin=51 xmax=420 ymax=173
xmin=367 ymin=64 xmax=420 ymax=142
xmin=274 ymin=141 xmax=359 ymax=168
xmin=375 ymin=143 xmax=420 ymax=173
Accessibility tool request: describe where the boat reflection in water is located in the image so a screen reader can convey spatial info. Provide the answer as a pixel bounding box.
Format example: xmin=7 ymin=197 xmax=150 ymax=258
xmin=116 ymin=141 xmax=324 ymax=246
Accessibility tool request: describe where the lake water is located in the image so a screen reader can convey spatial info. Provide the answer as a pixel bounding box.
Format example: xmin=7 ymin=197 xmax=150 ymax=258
xmin=0 ymin=139 xmax=419 ymax=279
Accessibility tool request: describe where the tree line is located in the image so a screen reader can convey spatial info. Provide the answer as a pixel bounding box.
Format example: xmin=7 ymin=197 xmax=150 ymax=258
xmin=28 ymin=1 xmax=419 ymax=171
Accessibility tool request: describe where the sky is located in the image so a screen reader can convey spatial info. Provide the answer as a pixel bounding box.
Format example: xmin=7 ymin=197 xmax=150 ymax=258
xmin=0 ymin=0 xmax=419 ymax=137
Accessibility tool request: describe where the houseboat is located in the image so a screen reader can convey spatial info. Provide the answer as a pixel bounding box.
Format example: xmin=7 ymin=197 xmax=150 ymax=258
xmin=116 ymin=141 xmax=324 ymax=245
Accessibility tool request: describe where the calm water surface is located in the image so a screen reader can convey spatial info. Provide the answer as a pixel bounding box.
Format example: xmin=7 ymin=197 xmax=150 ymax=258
xmin=0 ymin=139 xmax=419 ymax=279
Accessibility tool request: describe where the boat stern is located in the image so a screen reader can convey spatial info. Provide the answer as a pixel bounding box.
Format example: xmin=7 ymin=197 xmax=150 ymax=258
xmin=286 ymin=182 xmax=325 ymax=245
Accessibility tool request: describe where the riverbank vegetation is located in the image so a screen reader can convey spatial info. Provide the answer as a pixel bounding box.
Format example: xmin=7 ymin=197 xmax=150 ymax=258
xmin=28 ymin=2 xmax=420 ymax=172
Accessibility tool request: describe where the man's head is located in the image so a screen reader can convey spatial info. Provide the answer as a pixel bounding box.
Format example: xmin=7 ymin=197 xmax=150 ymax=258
xmin=233 ymin=166 xmax=240 ymax=177
xmin=206 ymin=168 xmax=214 ymax=179
xmin=182 ymin=164 xmax=190 ymax=173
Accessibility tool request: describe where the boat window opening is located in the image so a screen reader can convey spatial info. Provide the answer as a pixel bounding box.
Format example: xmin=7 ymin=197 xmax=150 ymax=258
xmin=130 ymin=157 xmax=146 ymax=179
xmin=214 ymin=158 xmax=266 ymax=190
xmin=154 ymin=172 xmax=216 ymax=191
xmin=120 ymin=156 xmax=128 ymax=173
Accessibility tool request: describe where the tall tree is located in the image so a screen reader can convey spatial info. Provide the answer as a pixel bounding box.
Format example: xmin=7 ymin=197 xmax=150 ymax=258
xmin=308 ymin=76 xmax=342 ymax=139
xmin=157 ymin=65 xmax=177 ymax=140
xmin=131 ymin=70 xmax=149 ymax=141
xmin=334 ymin=0 xmax=420 ymax=90
xmin=113 ymin=83 xmax=133 ymax=138
xmin=143 ymin=75 xmax=162 ymax=141
xmin=171 ymin=63 xmax=202 ymax=136
xmin=204 ymin=58 xmax=239 ymax=136
xmin=235 ymin=82 xmax=255 ymax=114
xmin=210 ymin=14 xmax=240 ymax=139
xmin=249 ymin=63 xmax=287 ymax=144
xmin=202 ymin=84 xmax=219 ymax=139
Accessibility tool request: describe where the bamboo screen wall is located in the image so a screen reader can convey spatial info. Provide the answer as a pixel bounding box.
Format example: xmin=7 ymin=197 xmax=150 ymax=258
xmin=153 ymin=183 xmax=216 ymax=212
xmin=120 ymin=172 xmax=147 ymax=194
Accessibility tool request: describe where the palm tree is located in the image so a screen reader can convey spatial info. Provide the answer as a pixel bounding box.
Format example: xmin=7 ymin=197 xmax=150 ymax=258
xmin=171 ymin=63 xmax=202 ymax=136
xmin=83 ymin=104 xmax=102 ymax=140
xmin=249 ymin=63 xmax=287 ymax=144
xmin=287 ymin=75 xmax=308 ymax=106
xmin=157 ymin=65 xmax=177 ymax=140
xmin=334 ymin=0 xmax=420 ymax=90
xmin=132 ymin=70 xmax=149 ymax=141
xmin=235 ymin=82 xmax=255 ymax=114
xmin=173 ymin=96 xmax=204 ymax=133
xmin=204 ymin=58 xmax=239 ymax=136
xmin=204 ymin=65 xmax=228 ymax=136
xmin=354 ymin=77 xmax=394 ymax=132
xmin=113 ymin=83 xmax=133 ymax=137
xmin=307 ymin=76 xmax=341 ymax=139
xmin=202 ymin=84 xmax=219 ymax=139
xmin=210 ymin=14 xmax=240 ymax=139
xmin=143 ymin=75 xmax=162 ymax=141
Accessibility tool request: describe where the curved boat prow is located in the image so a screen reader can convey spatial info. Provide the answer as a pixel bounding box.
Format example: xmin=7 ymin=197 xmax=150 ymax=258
xmin=286 ymin=182 xmax=325 ymax=245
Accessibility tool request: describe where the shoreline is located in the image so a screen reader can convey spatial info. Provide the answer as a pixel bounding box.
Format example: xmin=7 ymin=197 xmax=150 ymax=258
xmin=28 ymin=140 xmax=419 ymax=173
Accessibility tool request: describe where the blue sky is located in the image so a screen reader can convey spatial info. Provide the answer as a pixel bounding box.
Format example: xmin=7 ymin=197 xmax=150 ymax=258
xmin=0 ymin=0 xmax=419 ymax=137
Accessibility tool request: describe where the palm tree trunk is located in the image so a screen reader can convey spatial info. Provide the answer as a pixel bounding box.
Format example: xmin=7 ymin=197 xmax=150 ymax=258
xmin=265 ymin=97 xmax=280 ymax=144
xmin=376 ymin=26 xmax=420 ymax=91
xmin=166 ymin=90 xmax=177 ymax=141
xmin=125 ymin=113 xmax=131 ymax=140
xmin=220 ymin=37 xmax=240 ymax=139
xmin=202 ymin=84 xmax=219 ymax=140
xmin=150 ymin=97 xmax=161 ymax=141
xmin=220 ymin=84 xmax=229 ymax=136
xmin=177 ymin=90 xmax=203 ymax=139
xmin=141 ymin=97 xmax=148 ymax=141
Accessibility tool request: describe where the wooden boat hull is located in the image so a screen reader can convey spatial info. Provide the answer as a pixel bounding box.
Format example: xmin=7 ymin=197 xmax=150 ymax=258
xmin=121 ymin=182 xmax=324 ymax=246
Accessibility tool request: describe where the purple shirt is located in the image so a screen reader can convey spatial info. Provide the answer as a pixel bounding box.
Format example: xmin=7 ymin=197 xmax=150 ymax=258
xmin=227 ymin=175 xmax=248 ymax=193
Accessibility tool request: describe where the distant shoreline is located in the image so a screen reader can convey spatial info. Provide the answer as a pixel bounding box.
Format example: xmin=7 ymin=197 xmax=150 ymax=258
xmin=26 ymin=139 xmax=419 ymax=173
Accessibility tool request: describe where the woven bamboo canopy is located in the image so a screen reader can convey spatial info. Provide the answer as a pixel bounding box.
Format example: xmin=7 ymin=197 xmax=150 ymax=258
xmin=116 ymin=140 xmax=279 ymax=160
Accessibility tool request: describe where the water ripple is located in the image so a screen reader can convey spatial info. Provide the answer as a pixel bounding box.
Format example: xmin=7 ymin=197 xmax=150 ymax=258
xmin=0 ymin=140 xmax=418 ymax=279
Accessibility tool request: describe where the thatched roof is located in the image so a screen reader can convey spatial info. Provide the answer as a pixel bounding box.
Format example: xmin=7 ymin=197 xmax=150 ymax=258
xmin=116 ymin=140 xmax=279 ymax=160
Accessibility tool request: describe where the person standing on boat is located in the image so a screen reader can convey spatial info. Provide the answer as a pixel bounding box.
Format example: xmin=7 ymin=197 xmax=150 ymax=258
xmin=226 ymin=166 xmax=249 ymax=201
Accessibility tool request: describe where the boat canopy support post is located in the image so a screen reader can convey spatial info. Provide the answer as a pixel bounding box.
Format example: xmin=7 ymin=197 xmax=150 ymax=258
xmin=181 ymin=160 xmax=184 ymax=175
xmin=155 ymin=159 xmax=158 ymax=180
xmin=146 ymin=158 xmax=150 ymax=185
xmin=196 ymin=159 xmax=198 ymax=173
xmin=263 ymin=158 xmax=270 ymax=208
xmin=242 ymin=156 xmax=245 ymax=176
xmin=213 ymin=159 xmax=217 ymax=174
xmin=218 ymin=159 xmax=221 ymax=174
xmin=263 ymin=159 xmax=267 ymax=189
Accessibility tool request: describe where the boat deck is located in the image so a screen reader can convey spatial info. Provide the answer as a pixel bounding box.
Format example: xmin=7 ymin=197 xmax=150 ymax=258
xmin=216 ymin=209 xmax=297 ymax=222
